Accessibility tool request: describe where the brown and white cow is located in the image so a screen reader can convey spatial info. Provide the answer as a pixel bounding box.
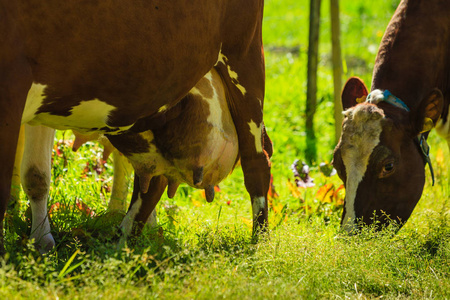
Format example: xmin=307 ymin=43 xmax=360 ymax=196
xmin=0 ymin=1 xmax=271 ymax=253
xmin=333 ymin=0 xmax=449 ymax=232
xmin=19 ymin=69 xmax=246 ymax=253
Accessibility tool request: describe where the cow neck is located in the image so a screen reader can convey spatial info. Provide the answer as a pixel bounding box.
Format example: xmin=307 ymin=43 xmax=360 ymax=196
xmin=364 ymin=90 xmax=435 ymax=186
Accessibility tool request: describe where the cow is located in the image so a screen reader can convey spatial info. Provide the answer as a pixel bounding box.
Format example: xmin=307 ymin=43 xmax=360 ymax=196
xmin=332 ymin=0 xmax=449 ymax=232
xmin=0 ymin=1 xmax=271 ymax=254
xmin=17 ymin=68 xmax=244 ymax=253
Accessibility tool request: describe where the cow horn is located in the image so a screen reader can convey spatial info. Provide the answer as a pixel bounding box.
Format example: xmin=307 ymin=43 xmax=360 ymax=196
xmin=167 ymin=180 xmax=180 ymax=198
xmin=193 ymin=167 xmax=204 ymax=186
xmin=205 ymin=186 xmax=215 ymax=203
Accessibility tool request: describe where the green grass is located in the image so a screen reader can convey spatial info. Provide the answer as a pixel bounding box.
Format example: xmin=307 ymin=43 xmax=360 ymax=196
xmin=2 ymin=0 xmax=450 ymax=299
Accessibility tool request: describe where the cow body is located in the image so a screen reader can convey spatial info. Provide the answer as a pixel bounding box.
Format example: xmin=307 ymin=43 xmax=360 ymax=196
xmin=117 ymin=69 xmax=240 ymax=242
xmin=333 ymin=0 xmax=450 ymax=231
xmin=0 ymin=1 xmax=271 ymax=253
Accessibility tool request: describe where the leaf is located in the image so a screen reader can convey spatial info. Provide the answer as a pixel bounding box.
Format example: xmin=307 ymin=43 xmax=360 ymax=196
xmin=240 ymin=217 xmax=253 ymax=228
xmin=315 ymin=183 xmax=345 ymax=205
xmin=58 ymin=249 xmax=81 ymax=279
xmin=268 ymin=174 xmax=279 ymax=200
xmin=316 ymin=183 xmax=335 ymax=203
xmin=333 ymin=185 xmax=345 ymax=206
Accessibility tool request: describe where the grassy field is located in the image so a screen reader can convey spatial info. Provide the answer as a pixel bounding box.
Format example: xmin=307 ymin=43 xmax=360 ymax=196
xmin=2 ymin=0 xmax=449 ymax=299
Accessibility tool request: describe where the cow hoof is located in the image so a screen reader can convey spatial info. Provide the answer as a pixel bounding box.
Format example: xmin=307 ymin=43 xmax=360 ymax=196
xmin=34 ymin=234 xmax=56 ymax=254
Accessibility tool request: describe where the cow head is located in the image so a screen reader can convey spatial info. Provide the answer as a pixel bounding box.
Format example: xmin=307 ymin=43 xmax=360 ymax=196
xmin=333 ymin=77 xmax=444 ymax=232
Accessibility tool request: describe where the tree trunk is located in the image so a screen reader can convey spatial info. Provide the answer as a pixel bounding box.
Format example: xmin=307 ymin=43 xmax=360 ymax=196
xmin=305 ymin=0 xmax=321 ymax=163
xmin=330 ymin=0 xmax=343 ymax=145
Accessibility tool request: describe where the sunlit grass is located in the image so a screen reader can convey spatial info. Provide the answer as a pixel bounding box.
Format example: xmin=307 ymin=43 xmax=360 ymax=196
xmin=2 ymin=0 xmax=449 ymax=299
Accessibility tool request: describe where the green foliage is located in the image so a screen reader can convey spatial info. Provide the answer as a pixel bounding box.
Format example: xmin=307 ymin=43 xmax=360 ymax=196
xmin=2 ymin=0 xmax=450 ymax=298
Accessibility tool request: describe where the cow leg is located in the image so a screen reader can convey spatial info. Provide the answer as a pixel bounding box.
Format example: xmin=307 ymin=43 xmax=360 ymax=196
xmin=216 ymin=43 xmax=271 ymax=235
xmin=0 ymin=114 xmax=24 ymax=255
xmin=10 ymin=125 xmax=25 ymax=210
xmin=0 ymin=52 xmax=32 ymax=253
xmin=118 ymin=175 xmax=167 ymax=246
xmin=21 ymin=125 xmax=56 ymax=253
xmin=108 ymin=150 xmax=133 ymax=212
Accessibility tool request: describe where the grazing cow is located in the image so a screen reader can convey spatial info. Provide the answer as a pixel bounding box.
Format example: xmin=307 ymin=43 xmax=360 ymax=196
xmin=24 ymin=69 xmax=242 ymax=252
xmin=0 ymin=1 xmax=271 ymax=253
xmin=333 ymin=0 xmax=449 ymax=232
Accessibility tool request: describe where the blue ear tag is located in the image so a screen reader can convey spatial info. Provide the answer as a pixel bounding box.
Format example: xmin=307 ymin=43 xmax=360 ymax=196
xmin=383 ymin=90 xmax=410 ymax=112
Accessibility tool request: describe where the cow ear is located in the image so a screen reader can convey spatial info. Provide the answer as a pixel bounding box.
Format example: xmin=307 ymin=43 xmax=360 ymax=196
xmin=341 ymin=77 xmax=369 ymax=110
xmin=414 ymin=89 xmax=444 ymax=134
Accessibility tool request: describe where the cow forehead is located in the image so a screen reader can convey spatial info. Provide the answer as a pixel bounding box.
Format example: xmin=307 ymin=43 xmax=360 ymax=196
xmin=339 ymin=103 xmax=385 ymax=230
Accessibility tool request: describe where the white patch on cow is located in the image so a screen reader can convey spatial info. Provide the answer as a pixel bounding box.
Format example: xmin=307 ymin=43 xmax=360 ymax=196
xmin=158 ymin=105 xmax=169 ymax=113
xmin=189 ymin=71 xmax=225 ymax=141
xmin=127 ymin=130 xmax=170 ymax=179
xmin=227 ymin=65 xmax=247 ymax=95
xmin=248 ymin=120 xmax=263 ymax=153
xmin=339 ymin=104 xmax=385 ymax=232
xmin=216 ymin=52 xmax=227 ymax=66
xmin=215 ymin=52 xmax=247 ymax=95
xmin=22 ymin=83 xmax=46 ymax=124
xmin=23 ymin=83 xmax=134 ymax=133
xmin=108 ymin=150 xmax=134 ymax=212
xmin=29 ymin=200 xmax=55 ymax=254
xmin=31 ymin=99 xmax=133 ymax=133
xmin=119 ymin=195 xmax=143 ymax=241
xmin=252 ymin=196 xmax=266 ymax=220
xmin=204 ymin=72 xmax=223 ymax=126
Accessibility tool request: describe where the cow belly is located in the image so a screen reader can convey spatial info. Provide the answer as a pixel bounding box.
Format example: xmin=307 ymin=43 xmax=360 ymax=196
xmin=124 ymin=69 xmax=238 ymax=192
xmin=22 ymin=83 xmax=134 ymax=134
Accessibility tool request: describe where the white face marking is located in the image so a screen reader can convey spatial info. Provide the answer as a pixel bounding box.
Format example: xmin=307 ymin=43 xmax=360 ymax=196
xmin=23 ymin=83 xmax=134 ymax=134
xmin=252 ymin=196 xmax=266 ymax=220
xmin=248 ymin=120 xmax=263 ymax=153
xmin=339 ymin=104 xmax=384 ymax=232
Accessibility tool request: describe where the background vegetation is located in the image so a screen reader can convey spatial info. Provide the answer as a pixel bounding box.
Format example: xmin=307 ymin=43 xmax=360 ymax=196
xmin=2 ymin=0 xmax=449 ymax=299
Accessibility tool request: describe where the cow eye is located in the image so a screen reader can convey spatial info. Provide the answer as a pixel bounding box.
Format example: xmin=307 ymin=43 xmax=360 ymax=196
xmin=380 ymin=160 xmax=395 ymax=178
